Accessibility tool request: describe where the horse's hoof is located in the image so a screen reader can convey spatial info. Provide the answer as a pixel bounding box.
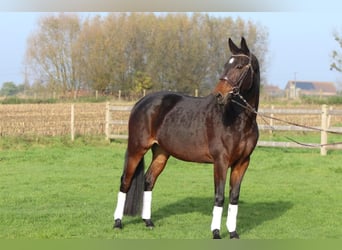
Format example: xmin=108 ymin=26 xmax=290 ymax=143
xmin=113 ymin=219 xmax=123 ymax=230
xmin=229 ymin=231 xmax=240 ymax=239
xmin=143 ymin=219 xmax=155 ymax=229
xmin=212 ymin=229 xmax=221 ymax=239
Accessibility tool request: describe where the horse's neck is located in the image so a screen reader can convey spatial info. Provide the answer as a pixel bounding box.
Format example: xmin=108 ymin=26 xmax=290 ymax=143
xmin=249 ymin=95 xmax=259 ymax=112
xmin=242 ymin=83 xmax=260 ymax=112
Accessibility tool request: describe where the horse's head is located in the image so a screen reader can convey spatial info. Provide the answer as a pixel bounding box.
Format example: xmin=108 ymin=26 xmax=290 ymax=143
xmin=213 ymin=37 xmax=260 ymax=106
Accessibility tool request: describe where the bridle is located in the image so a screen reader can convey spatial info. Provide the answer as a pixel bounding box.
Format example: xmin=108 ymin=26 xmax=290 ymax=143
xmin=219 ymin=53 xmax=254 ymax=97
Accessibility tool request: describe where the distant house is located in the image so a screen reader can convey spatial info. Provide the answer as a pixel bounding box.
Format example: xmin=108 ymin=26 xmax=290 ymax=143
xmin=285 ymin=80 xmax=337 ymax=98
xmin=263 ymin=84 xmax=284 ymax=97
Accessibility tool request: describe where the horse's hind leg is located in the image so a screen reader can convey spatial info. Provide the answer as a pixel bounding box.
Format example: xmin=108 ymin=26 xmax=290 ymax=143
xmin=113 ymin=148 xmax=147 ymax=229
xmin=120 ymin=151 xmax=145 ymax=192
xmin=142 ymin=144 xmax=170 ymax=228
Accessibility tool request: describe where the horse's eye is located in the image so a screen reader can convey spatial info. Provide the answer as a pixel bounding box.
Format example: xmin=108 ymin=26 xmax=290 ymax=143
xmin=236 ymin=64 xmax=243 ymax=69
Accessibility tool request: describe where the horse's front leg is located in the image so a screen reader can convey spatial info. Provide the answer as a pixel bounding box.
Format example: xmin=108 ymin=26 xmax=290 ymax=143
xmin=211 ymin=159 xmax=229 ymax=239
xmin=226 ymin=156 xmax=250 ymax=239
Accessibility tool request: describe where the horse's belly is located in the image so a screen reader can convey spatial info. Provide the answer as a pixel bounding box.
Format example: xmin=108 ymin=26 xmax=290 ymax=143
xmin=154 ymin=102 xmax=214 ymax=163
xmin=157 ymin=133 xmax=213 ymax=163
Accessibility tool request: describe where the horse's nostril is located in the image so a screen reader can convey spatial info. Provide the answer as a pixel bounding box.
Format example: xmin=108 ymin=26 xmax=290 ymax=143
xmin=215 ymin=93 xmax=222 ymax=98
xmin=215 ymin=92 xmax=230 ymax=105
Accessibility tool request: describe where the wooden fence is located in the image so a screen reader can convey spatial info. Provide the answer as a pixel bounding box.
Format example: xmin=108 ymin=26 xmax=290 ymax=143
xmin=0 ymin=103 xmax=106 ymax=139
xmin=105 ymin=103 xmax=342 ymax=155
xmin=257 ymin=105 xmax=342 ymax=155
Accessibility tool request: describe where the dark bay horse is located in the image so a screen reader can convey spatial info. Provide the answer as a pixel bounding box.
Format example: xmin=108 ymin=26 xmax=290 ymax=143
xmin=113 ymin=37 xmax=260 ymax=239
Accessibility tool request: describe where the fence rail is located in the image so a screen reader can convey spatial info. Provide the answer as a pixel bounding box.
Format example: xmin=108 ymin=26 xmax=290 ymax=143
xmin=0 ymin=103 xmax=106 ymax=139
xmin=105 ymin=103 xmax=342 ymax=155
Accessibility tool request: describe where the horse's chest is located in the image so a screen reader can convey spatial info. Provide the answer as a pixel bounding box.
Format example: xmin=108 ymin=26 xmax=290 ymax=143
xmin=216 ymin=120 xmax=257 ymax=156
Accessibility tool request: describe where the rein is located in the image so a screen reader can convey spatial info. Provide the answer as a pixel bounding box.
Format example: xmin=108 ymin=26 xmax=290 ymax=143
xmin=231 ymin=94 xmax=342 ymax=148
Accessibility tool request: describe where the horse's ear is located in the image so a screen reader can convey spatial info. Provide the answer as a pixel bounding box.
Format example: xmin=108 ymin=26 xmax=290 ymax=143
xmin=240 ymin=37 xmax=250 ymax=55
xmin=228 ymin=38 xmax=240 ymax=55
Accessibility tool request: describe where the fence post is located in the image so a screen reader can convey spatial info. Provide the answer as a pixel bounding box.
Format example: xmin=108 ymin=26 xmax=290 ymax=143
xmin=320 ymin=104 xmax=328 ymax=156
xmin=270 ymin=105 xmax=274 ymax=135
xmin=71 ymin=104 xmax=75 ymax=141
xmin=105 ymin=102 xmax=110 ymax=140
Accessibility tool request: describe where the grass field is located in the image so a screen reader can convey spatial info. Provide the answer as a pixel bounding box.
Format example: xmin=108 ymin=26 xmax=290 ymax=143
xmin=0 ymin=136 xmax=341 ymax=239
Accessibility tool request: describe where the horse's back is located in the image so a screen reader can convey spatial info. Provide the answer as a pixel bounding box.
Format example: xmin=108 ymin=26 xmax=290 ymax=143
xmin=130 ymin=91 xmax=183 ymax=122
xmin=130 ymin=91 xmax=210 ymax=120
xmin=127 ymin=91 xmax=185 ymax=144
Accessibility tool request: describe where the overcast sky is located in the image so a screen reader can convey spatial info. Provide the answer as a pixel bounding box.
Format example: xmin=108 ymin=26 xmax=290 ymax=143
xmin=0 ymin=11 xmax=341 ymax=89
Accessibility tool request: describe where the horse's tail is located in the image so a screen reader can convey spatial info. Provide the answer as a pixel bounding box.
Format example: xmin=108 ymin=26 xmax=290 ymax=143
xmin=124 ymin=156 xmax=145 ymax=216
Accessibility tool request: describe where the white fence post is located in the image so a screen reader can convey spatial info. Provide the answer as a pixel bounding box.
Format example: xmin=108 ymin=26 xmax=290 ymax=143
xmin=105 ymin=102 xmax=110 ymax=140
xmin=270 ymin=105 xmax=274 ymax=134
xmin=320 ymin=104 xmax=328 ymax=156
xmin=71 ymin=104 xmax=75 ymax=141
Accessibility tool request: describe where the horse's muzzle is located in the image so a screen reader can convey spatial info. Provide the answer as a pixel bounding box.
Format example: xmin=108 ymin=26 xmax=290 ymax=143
xmin=213 ymin=79 xmax=236 ymax=105
xmin=216 ymin=92 xmax=233 ymax=105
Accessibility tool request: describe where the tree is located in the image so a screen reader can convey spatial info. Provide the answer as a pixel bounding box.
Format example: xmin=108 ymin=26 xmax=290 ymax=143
xmin=75 ymin=13 xmax=269 ymax=96
xmin=25 ymin=13 xmax=82 ymax=95
xmin=132 ymin=71 xmax=153 ymax=96
xmin=0 ymin=82 xmax=19 ymax=96
xmin=74 ymin=15 xmax=109 ymax=92
xmin=25 ymin=13 xmax=269 ymax=98
xmin=331 ymin=30 xmax=342 ymax=73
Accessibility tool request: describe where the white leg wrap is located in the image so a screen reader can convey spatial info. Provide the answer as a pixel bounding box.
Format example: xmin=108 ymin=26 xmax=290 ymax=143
xmin=210 ymin=206 xmax=223 ymax=231
xmin=141 ymin=191 xmax=152 ymax=220
xmin=226 ymin=204 xmax=238 ymax=232
xmin=113 ymin=192 xmax=126 ymax=220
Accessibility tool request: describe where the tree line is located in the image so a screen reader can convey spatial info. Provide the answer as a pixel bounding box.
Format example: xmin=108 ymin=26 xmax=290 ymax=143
xmin=24 ymin=13 xmax=269 ymax=98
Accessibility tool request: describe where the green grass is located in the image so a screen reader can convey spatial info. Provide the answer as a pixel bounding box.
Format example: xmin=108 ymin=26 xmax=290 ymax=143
xmin=0 ymin=136 xmax=341 ymax=239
